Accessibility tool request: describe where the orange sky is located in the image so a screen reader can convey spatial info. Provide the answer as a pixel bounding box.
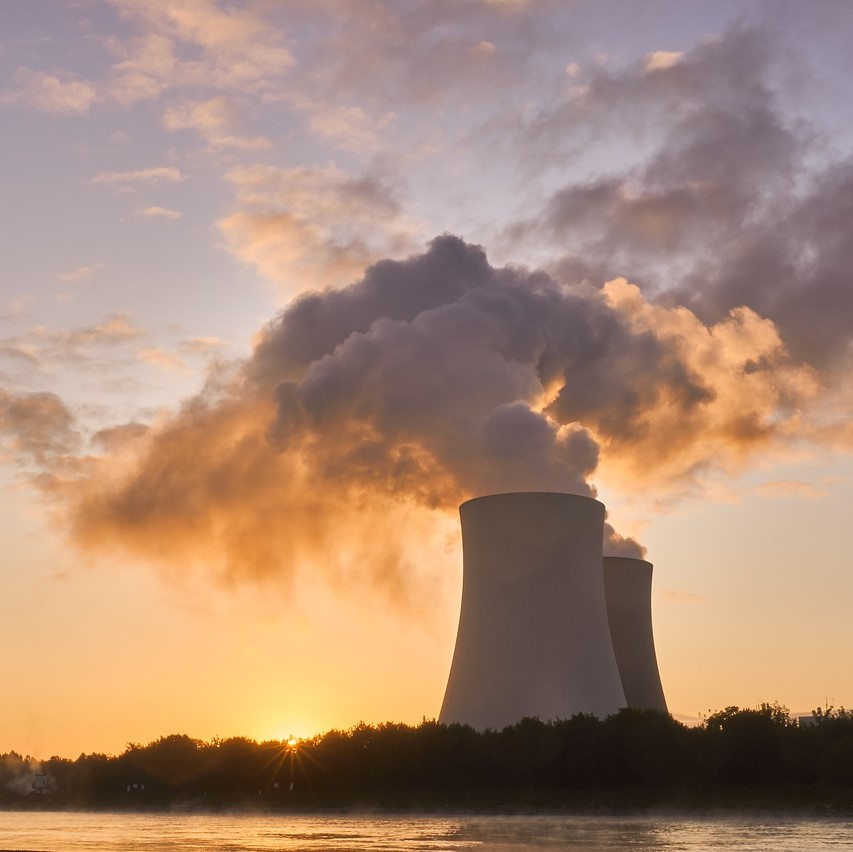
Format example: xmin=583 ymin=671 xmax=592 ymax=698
xmin=1 ymin=0 xmax=852 ymax=758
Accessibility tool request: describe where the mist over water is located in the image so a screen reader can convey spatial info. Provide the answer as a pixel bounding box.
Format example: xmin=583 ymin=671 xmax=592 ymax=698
xmin=2 ymin=812 xmax=852 ymax=851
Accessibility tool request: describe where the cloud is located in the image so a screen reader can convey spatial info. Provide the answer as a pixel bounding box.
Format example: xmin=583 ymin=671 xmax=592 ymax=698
xmin=522 ymin=25 xmax=786 ymax=175
xmin=305 ymin=104 xmax=395 ymax=153
xmin=476 ymin=20 xmax=853 ymax=400
xmin=162 ymin=95 xmax=271 ymax=149
xmin=218 ymin=164 xmax=418 ymax=297
xmin=111 ymin=0 xmax=288 ymax=57
xmin=139 ymin=206 xmax=182 ymax=219
xmin=754 ymin=480 xmax=824 ymax=500
xmin=53 ymin=235 xmax=820 ymax=596
xmin=0 ymin=389 xmax=80 ymax=466
xmin=511 ymin=23 xmax=853 ymax=378
xmin=470 ymin=40 xmax=496 ymax=57
xmin=64 ymin=314 xmax=144 ymax=346
xmin=551 ymin=278 xmax=819 ymax=489
xmin=90 ymin=166 xmax=185 ymax=186
xmin=671 ymin=160 xmax=853 ymax=370
xmin=136 ymin=347 xmax=190 ymax=373
xmin=104 ymin=32 xmax=177 ymax=105
xmin=90 ymin=422 xmax=150 ymax=453
xmin=6 ymin=11 xmax=850 ymax=610
xmin=1 ymin=68 xmax=98 ymax=113
xmin=180 ymin=336 xmax=228 ymax=355
xmin=475 ymin=0 xmax=540 ymax=13
xmin=643 ymin=50 xmax=684 ymax=72
xmin=3 ymin=314 xmax=147 ymax=376
xmin=59 ymin=264 xmax=105 ymax=282
xmin=3 ymin=0 xmax=545 ymax=145
xmin=603 ymin=522 xmax=646 ymax=559
xmin=279 ymin=0 xmax=544 ymax=109
xmin=106 ymin=0 xmax=294 ymax=94
xmin=3 ymin=1 xmax=297 ymax=115
xmin=0 ymin=343 xmax=39 ymax=369
xmin=479 ymin=0 xmax=534 ymax=7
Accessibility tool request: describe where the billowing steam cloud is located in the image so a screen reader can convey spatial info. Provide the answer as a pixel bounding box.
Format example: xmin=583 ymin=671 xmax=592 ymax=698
xmin=54 ymin=235 xmax=816 ymax=596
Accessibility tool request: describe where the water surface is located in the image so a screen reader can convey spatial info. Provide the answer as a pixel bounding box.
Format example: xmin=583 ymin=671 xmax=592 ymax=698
xmin=1 ymin=811 xmax=852 ymax=851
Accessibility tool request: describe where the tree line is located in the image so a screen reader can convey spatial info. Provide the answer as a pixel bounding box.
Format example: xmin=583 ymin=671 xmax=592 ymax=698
xmin=3 ymin=705 xmax=853 ymax=809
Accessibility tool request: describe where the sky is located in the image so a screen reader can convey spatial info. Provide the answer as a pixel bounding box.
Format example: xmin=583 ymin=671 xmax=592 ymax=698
xmin=1 ymin=0 xmax=853 ymax=759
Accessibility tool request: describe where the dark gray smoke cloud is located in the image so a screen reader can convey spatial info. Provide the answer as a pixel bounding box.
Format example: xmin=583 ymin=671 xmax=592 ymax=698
xmin=57 ymin=233 xmax=817 ymax=592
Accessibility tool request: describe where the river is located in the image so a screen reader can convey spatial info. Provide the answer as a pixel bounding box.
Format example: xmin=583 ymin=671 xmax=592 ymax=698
xmin=1 ymin=811 xmax=852 ymax=851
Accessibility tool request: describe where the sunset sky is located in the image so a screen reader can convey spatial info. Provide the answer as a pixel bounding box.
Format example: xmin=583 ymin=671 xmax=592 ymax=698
xmin=2 ymin=0 xmax=853 ymax=759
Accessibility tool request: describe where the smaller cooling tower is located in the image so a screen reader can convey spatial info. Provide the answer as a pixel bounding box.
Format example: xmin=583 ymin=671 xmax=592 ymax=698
xmin=602 ymin=556 xmax=667 ymax=713
xmin=440 ymin=492 xmax=626 ymax=730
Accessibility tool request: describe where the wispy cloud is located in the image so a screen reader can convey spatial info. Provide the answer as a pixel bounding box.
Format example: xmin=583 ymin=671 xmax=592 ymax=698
xmin=218 ymin=164 xmax=418 ymax=296
xmin=105 ymin=0 xmax=294 ymax=96
xmin=0 ymin=342 xmax=39 ymax=370
xmin=754 ymin=480 xmax=824 ymax=500
xmin=480 ymin=0 xmax=535 ymax=8
xmin=0 ymin=389 xmax=80 ymax=466
xmin=643 ymin=50 xmax=684 ymax=72
xmin=180 ymin=336 xmax=228 ymax=355
xmin=0 ymin=314 xmax=148 ymax=386
xmin=284 ymin=0 xmax=538 ymax=109
xmin=136 ymin=347 xmax=190 ymax=373
xmin=65 ymin=314 xmax=144 ymax=346
xmin=305 ymin=103 xmax=395 ymax=153
xmin=3 ymin=1 xmax=297 ymax=116
xmin=90 ymin=166 xmax=185 ymax=185
xmin=139 ymin=205 xmax=182 ymax=219
xmin=1 ymin=68 xmax=98 ymax=113
xmin=17 ymin=314 xmax=146 ymax=370
xmin=162 ymin=95 xmax=271 ymax=149
xmin=59 ymin=264 xmax=104 ymax=282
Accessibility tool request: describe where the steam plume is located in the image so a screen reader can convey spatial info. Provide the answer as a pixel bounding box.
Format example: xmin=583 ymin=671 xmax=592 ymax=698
xmin=53 ymin=236 xmax=815 ymax=595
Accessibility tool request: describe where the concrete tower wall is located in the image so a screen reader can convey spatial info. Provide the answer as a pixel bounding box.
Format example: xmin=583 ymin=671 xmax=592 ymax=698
xmin=439 ymin=492 xmax=626 ymax=730
xmin=602 ymin=556 xmax=667 ymax=713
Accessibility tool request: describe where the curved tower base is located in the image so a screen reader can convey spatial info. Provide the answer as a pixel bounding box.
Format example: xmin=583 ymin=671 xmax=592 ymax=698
xmin=440 ymin=492 xmax=626 ymax=730
xmin=602 ymin=556 xmax=667 ymax=713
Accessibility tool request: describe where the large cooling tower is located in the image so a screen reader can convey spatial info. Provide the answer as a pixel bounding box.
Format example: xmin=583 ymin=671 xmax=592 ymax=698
xmin=602 ymin=556 xmax=667 ymax=713
xmin=439 ymin=492 xmax=626 ymax=730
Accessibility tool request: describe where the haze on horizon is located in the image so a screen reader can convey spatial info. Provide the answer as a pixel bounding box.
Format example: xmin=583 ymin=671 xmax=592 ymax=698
xmin=1 ymin=0 xmax=852 ymax=759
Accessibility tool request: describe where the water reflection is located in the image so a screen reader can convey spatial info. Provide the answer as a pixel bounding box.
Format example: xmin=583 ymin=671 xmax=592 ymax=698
xmin=1 ymin=812 xmax=852 ymax=851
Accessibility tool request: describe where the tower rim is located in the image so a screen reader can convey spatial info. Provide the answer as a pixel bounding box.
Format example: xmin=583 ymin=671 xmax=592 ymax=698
xmin=460 ymin=491 xmax=603 ymax=511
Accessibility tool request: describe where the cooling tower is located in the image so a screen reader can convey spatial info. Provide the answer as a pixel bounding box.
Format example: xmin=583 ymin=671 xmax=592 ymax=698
xmin=439 ymin=492 xmax=626 ymax=730
xmin=602 ymin=556 xmax=667 ymax=713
